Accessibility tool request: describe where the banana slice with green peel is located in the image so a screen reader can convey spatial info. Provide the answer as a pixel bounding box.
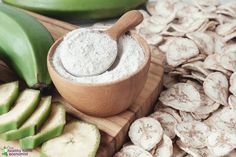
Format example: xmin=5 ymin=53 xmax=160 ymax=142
xmin=20 ymin=103 xmax=66 ymax=149
xmin=3 ymin=0 xmax=145 ymax=20
xmin=0 ymin=4 xmax=54 ymax=88
xmin=0 ymin=96 xmax=51 ymax=141
xmin=0 ymin=81 xmax=19 ymax=115
xmin=41 ymin=121 xmax=101 ymax=157
xmin=0 ymin=89 xmax=40 ymax=134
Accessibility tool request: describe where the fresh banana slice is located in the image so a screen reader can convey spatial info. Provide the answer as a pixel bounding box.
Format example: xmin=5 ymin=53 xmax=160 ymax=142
xmin=175 ymin=121 xmax=210 ymax=148
xmin=159 ymin=83 xmax=201 ymax=112
xmin=41 ymin=121 xmax=100 ymax=157
xmin=207 ymin=130 xmax=236 ymax=156
xmin=150 ymin=111 xmax=177 ymax=139
xmin=128 ymin=117 xmax=163 ymax=151
xmin=114 ymin=145 xmax=152 ymax=157
xmin=203 ymin=72 xmax=229 ymax=106
xmin=0 ymin=81 xmax=19 ymax=115
xmin=186 ymin=32 xmax=214 ymax=55
xmin=229 ymin=72 xmax=236 ymax=96
xmin=153 ymin=134 xmax=173 ymax=157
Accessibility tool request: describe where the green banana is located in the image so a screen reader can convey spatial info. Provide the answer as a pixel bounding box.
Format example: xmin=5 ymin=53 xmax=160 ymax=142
xmin=0 ymin=4 xmax=54 ymax=89
xmin=3 ymin=0 xmax=146 ymax=20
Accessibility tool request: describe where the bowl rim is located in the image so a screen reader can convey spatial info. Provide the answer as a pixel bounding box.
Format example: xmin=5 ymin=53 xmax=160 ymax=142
xmin=47 ymin=31 xmax=151 ymax=87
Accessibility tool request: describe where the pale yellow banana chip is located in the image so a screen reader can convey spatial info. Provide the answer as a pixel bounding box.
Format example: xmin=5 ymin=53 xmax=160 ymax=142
xmin=128 ymin=117 xmax=163 ymax=151
xmin=228 ymin=95 xmax=236 ymax=109
xmin=114 ymin=145 xmax=153 ymax=157
xmin=153 ymin=134 xmax=173 ymax=157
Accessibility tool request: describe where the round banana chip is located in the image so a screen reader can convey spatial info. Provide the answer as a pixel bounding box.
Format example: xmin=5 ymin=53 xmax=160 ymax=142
xmin=207 ymin=130 xmax=236 ymax=156
xmin=170 ymin=18 xmax=207 ymax=33
xmin=195 ymin=102 xmax=220 ymax=115
xmin=159 ymin=107 xmax=182 ymax=123
xmin=197 ymin=20 xmax=218 ymax=32
xmin=185 ymin=54 xmax=207 ymax=64
xmin=150 ymin=111 xmax=177 ymax=139
xmin=203 ymin=72 xmax=229 ymax=106
xmin=191 ymin=71 xmax=206 ymax=82
xmin=229 ymin=72 xmax=236 ymax=96
xmin=203 ymin=54 xmax=231 ymax=75
xmin=228 ymin=95 xmax=236 ymax=109
xmin=216 ymin=21 xmax=236 ymax=36
xmin=193 ymin=0 xmax=219 ymax=6
xmin=176 ymin=140 xmax=214 ymax=157
xmin=186 ymin=32 xmax=214 ymax=55
xmin=223 ymin=32 xmax=236 ymax=42
xmin=219 ymin=52 xmax=236 ymax=72
xmin=114 ymin=145 xmax=153 ymax=157
xmin=175 ymin=121 xmax=210 ymax=148
xmin=128 ymin=117 xmax=163 ymax=151
xmin=182 ymin=61 xmax=211 ymax=76
xmin=159 ymin=83 xmax=201 ymax=112
xmin=153 ymin=134 xmax=173 ymax=157
xmin=173 ymin=142 xmax=187 ymax=157
xmin=165 ymin=37 xmax=199 ymax=67
xmin=191 ymin=113 xmax=209 ymax=121
xmin=179 ymin=111 xmax=195 ymax=122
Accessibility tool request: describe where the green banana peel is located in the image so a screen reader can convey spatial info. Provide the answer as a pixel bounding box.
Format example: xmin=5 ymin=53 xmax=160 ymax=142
xmin=0 ymin=4 xmax=54 ymax=89
xmin=3 ymin=0 xmax=146 ymax=20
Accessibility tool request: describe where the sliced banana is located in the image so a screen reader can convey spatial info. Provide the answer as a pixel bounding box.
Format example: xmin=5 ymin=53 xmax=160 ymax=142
xmin=160 ymin=83 xmax=201 ymax=112
xmin=41 ymin=121 xmax=100 ymax=157
xmin=179 ymin=111 xmax=195 ymax=122
xmin=228 ymin=95 xmax=236 ymax=109
xmin=175 ymin=121 xmax=210 ymax=148
xmin=163 ymin=37 xmax=199 ymax=67
xmin=182 ymin=61 xmax=211 ymax=76
xmin=203 ymin=72 xmax=229 ymax=106
xmin=150 ymin=111 xmax=177 ymax=139
xmin=114 ymin=145 xmax=152 ymax=157
xmin=229 ymin=72 xmax=236 ymax=96
xmin=215 ymin=21 xmax=236 ymax=36
xmin=128 ymin=117 xmax=163 ymax=151
xmin=153 ymin=134 xmax=173 ymax=157
xmin=218 ymin=51 xmax=236 ymax=72
xmin=186 ymin=32 xmax=214 ymax=55
xmin=159 ymin=107 xmax=182 ymax=123
xmin=207 ymin=130 xmax=236 ymax=156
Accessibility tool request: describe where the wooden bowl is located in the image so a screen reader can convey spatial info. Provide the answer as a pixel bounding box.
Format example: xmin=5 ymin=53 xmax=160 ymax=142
xmin=47 ymin=32 xmax=151 ymax=117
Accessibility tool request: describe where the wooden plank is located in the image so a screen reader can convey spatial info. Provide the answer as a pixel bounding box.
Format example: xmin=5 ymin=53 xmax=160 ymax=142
xmin=0 ymin=9 xmax=164 ymax=157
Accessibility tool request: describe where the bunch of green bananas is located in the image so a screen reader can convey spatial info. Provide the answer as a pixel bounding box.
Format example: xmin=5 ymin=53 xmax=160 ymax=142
xmin=0 ymin=4 xmax=54 ymax=89
xmin=3 ymin=0 xmax=146 ymax=20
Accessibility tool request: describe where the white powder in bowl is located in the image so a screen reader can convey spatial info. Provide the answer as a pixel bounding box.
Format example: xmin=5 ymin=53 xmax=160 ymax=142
xmin=52 ymin=28 xmax=145 ymax=84
xmin=60 ymin=29 xmax=117 ymax=76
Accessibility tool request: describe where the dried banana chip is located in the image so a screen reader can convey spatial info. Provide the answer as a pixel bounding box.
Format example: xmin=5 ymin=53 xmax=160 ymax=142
xmin=203 ymin=54 xmax=231 ymax=75
xmin=176 ymin=140 xmax=215 ymax=157
xmin=228 ymin=95 xmax=236 ymax=109
xmin=182 ymin=61 xmax=211 ymax=76
xmin=159 ymin=83 xmax=201 ymax=112
xmin=191 ymin=113 xmax=209 ymax=121
xmin=191 ymin=71 xmax=206 ymax=82
xmin=203 ymin=72 xmax=229 ymax=106
xmin=165 ymin=37 xmax=199 ymax=67
xmin=219 ymin=51 xmax=236 ymax=72
xmin=193 ymin=0 xmax=219 ymax=7
xmin=207 ymin=130 xmax=236 ymax=156
xmin=179 ymin=111 xmax=195 ymax=122
xmin=163 ymin=74 xmax=178 ymax=89
xmin=195 ymin=102 xmax=220 ymax=115
xmin=128 ymin=117 xmax=163 ymax=151
xmin=223 ymin=32 xmax=236 ymax=42
xmin=216 ymin=21 xmax=236 ymax=36
xmin=153 ymin=134 xmax=173 ymax=157
xmin=150 ymin=111 xmax=178 ymax=139
xmin=114 ymin=145 xmax=153 ymax=157
xmin=158 ymin=107 xmax=182 ymax=123
xmin=197 ymin=20 xmax=218 ymax=32
xmin=171 ymin=18 xmax=207 ymax=33
xmin=186 ymin=32 xmax=214 ymax=55
xmin=206 ymin=31 xmax=225 ymax=54
xmin=173 ymin=142 xmax=187 ymax=157
xmin=230 ymin=72 xmax=236 ymax=96
xmin=185 ymin=54 xmax=207 ymax=64
xmin=175 ymin=121 xmax=210 ymax=148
